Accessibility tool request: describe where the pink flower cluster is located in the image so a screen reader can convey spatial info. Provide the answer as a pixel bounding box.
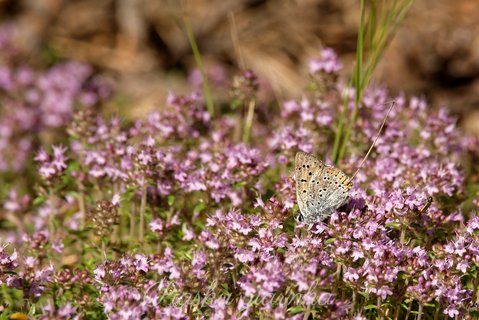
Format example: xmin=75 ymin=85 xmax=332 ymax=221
xmin=1 ymin=46 xmax=478 ymax=319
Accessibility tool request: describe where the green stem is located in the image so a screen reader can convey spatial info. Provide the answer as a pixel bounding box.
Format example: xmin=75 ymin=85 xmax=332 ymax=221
xmin=49 ymin=190 xmax=55 ymax=243
xmin=77 ymin=180 xmax=86 ymax=229
xmin=332 ymin=92 xmax=348 ymax=164
xmin=377 ymin=296 xmax=383 ymax=319
xmin=433 ymin=302 xmax=440 ymax=320
xmin=417 ymin=303 xmax=423 ymax=320
xmin=337 ymin=0 xmax=366 ymax=162
xmin=473 ymin=275 xmax=479 ymax=305
xmin=303 ymin=306 xmax=311 ymax=320
xmin=119 ymin=206 xmax=126 ymax=243
xmin=102 ymin=240 xmax=107 ymax=261
xmin=183 ymin=15 xmax=215 ymax=117
xmin=243 ymin=100 xmax=256 ymax=143
xmin=393 ymin=301 xmax=400 ymax=320
xmin=335 ymin=263 xmax=342 ymax=294
xmin=139 ymin=179 xmax=148 ymax=243
xmin=350 ymin=290 xmax=357 ymax=315
xmin=50 ymin=290 xmax=56 ymax=317
xmin=405 ymin=300 xmax=412 ymax=320
xmin=400 ymin=224 xmax=406 ymax=244
xmin=130 ymin=202 xmax=135 ymax=239
xmin=331 ymin=116 xmax=344 ymax=164
xmin=336 ymin=0 xmax=413 ymax=163
xmin=112 ymin=183 xmax=120 ymax=244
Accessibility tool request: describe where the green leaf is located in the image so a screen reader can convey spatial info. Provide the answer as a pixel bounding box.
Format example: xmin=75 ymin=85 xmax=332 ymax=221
xmin=386 ymin=222 xmax=401 ymax=229
xmin=364 ymin=304 xmax=378 ymax=310
xmin=324 ymin=237 xmax=336 ymax=244
xmin=144 ymin=233 xmax=159 ymax=243
xmin=167 ymin=195 xmax=175 ymax=206
xmin=230 ymin=99 xmax=242 ymax=110
xmin=181 ymin=250 xmax=193 ymax=260
xmin=234 ymin=181 xmax=247 ymax=188
xmin=358 ymin=291 xmax=370 ymax=300
xmin=68 ymin=228 xmax=91 ymax=239
xmin=67 ymin=160 xmax=80 ymax=172
xmin=193 ymin=219 xmax=205 ymax=230
xmin=33 ymin=196 xmax=47 ymax=206
xmin=287 ymin=306 xmax=304 ymax=314
xmin=122 ymin=190 xmax=136 ymax=202
xmin=193 ymin=202 xmax=206 ymax=214
xmin=469 ymin=310 xmax=479 ymax=317
xmin=29 ymin=304 xmax=36 ymax=317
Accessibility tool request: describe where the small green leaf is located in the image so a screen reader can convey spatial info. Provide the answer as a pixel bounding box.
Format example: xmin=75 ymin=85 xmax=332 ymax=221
xmin=220 ymin=283 xmax=228 ymax=290
xmin=230 ymin=99 xmax=242 ymax=110
xmin=68 ymin=228 xmax=90 ymax=239
xmin=194 ymin=202 xmax=206 ymax=214
xmin=469 ymin=310 xmax=479 ymax=317
xmin=181 ymin=250 xmax=192 ymax=260
xmin=234 ymin=181 xmax=247 ymax=188
xmin=364 ymin=304 xmax=378 ymax=310
xmin=386 ymin=222 xmax=401 ymax=229
xmin=123 ymin=190 xmax=136 ymax=202
xmin=33 ymin=196 xmax=47 ymax=206
xmin=167 ymin=195 xmax=175 ymax=206
xmin=67 ymin=160 xmax=80 ymax=172
xmin=29 ymin=304 xmax=36 ymax=316
xmin=358 ymin=291 xmax=370 ymax=300
xmin=287 ymin=306 xmax=304 ymax=314
xmin=324 ymin=237 xmax=336 ymax=244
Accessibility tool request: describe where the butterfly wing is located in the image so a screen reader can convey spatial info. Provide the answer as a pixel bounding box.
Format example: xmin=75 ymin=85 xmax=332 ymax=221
xmin=295 ymin=152 xmax=352 ymax=224
xmin=295 ymin=151 xmax=325 ymax=221
xmin=316 ymin=165 xmax=351 ymax=220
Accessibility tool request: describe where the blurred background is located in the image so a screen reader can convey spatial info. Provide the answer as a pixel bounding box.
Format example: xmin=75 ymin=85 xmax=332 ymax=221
xmin=1 ymin=0 xmax=478 ymax=135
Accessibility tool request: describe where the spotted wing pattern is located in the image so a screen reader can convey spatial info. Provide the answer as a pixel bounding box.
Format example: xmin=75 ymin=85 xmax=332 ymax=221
xmin=295 ymin=151 xmax=352 ymax=223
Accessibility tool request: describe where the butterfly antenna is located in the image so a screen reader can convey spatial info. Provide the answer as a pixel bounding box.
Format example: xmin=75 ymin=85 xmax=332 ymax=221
xmin=349 ymin=100 xmax=396 ymax=181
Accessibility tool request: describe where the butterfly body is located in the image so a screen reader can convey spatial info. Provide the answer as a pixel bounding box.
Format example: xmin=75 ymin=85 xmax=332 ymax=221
xmin=295 ymin=151 xmax=352 ymax=223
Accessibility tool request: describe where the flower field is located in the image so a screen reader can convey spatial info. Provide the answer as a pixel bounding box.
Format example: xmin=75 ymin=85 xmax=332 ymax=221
xmin=0 ymin=30 xmax=478 ymax=320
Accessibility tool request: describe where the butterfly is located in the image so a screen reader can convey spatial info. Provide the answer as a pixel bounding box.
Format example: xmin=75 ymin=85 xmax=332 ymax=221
xmin=294 ymin=151 xmax=352 ymax=223
xmin=293 ymin=101 xmax=396 ymax=224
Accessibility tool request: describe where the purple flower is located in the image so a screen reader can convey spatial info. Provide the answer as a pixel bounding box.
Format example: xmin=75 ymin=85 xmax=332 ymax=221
xmin=1 ymin=45 xmax=478 ymax=319
xmin=238 ymin=259 xmax=285 ymax=298
xmin=58 ymin=303 xmax=77 ymax=318
xmin=309 ymin=48 xmax=343 ymax=74
xmin=191 ymin=251 xmax=207 ymax=279
xmin=149 ymin=218 xmax=163 ymax=233
xmin=134 ymin=254 xmax=149 ymax=273
xmin=35 ymin=145 xmax=69 ymax=180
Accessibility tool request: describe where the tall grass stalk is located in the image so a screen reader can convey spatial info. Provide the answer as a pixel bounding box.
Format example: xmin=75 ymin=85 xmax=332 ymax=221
xmin=332 ymin=0 xmax=413 ymax=163
xmin=77 ymin=180 xmax=86 ymax=229
xmin=183 ymin=15 xmax=215 ymax=117
xmin=417 ymin=303 xmax=423 ymax=320
xmin=49 ymin=190 xmax=55 ymax=243
xmin=130 ymin=202 xmax=136 ymax=239
xmin=139 ymin=179 xmax=148 ymax=243
xmin=243 ymin=100 xmax=256 ymax=143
